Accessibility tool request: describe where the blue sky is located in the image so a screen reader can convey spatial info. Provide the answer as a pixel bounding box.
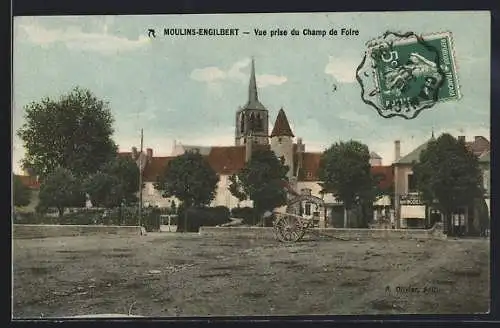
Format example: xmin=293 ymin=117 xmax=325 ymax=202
xmin=13 ymin=12 xmax=490 ymax=173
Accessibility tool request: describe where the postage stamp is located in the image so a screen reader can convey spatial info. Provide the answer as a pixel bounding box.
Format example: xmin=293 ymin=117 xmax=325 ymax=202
xmin=12 ymin=12 xmax=490 ymax=319
xmin=356 ymin=31 xmax=461 ymax=119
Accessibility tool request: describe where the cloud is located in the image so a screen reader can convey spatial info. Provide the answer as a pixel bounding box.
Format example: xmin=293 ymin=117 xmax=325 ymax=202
xmin=190 ymin=67 xmax=226 ymax=83
xmin=191 ymin=58 xmax=287 ymax=88
xmin=324 ymin=56 xmax=359 ymax=83
xmin=257 ymin=74 xmax=287 ymax=87
xmin=17 ymin=20 xmax=150 ymax=55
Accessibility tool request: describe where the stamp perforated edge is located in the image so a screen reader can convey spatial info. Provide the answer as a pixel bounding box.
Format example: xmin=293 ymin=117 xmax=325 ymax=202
xmin=366 ymin=31 xmax=462 ymax=112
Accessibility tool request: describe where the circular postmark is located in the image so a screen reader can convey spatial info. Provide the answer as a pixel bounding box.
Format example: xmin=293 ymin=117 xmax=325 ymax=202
xmin=356 ymin=31 xmax=459 ymax=119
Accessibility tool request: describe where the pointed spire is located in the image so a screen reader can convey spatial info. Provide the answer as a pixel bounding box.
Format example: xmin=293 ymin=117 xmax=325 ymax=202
xmin=249 ymin=57 xmax=258 ymax=103
xmin=270 ymin=108 xmax=294 ymax=137
xmin=431 ymin=128 xmax=435 ymax=140
xmin=243 ymin=57 xmax=266 ymax=111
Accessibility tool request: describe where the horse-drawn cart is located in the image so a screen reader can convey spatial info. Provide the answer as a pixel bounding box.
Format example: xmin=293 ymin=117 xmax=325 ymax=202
xmin=272 ymin=193 xmax=325 ymax=243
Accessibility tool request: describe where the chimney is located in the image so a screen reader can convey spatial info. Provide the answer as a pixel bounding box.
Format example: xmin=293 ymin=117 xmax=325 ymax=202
xmin=394 ymin=140 xmax=401 ymax=162
xmin=458 ymin=136 xmax=466 ymax=143
xmin=245 ymin=136 xmax=253 ymax=162
xmin=146 ymin=148 xmax=153 ymax=162
xmin=296 ymin=137 xmax=304 ymax=176
xmin=132 ymin=146 xmax=138 ymax=159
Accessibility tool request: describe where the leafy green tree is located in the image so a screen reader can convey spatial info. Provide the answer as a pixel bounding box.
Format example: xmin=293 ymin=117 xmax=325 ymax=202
xmin=154 ymin=151 xmax=219 ymax=232
xmin=13 ymin=174 xmax=31 ymax=207
xmin=83 ymin=156 xmax=140 ymax=208
xmin=318 ymin=140 xmax=373 ymax=227
xmin=413 ymin=133 xmax=483 ymax=234
xmin=17 ymin=87 xmax=118 ymax=179
xmin=38 ymin=167 xmax=82 ymax=217
xmin=101 ymin=156 xmax=140 ymax=196
xmin=229 ymin=149 xmax=289 ymax=225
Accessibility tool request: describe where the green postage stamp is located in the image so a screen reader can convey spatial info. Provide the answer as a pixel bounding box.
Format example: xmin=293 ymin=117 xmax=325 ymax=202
xmin=358 ymin=31 xmax=461 ymax=119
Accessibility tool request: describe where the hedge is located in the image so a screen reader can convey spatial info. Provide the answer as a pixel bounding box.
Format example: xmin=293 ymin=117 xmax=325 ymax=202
xmin=231 ymin=207 xmax=257 ymax=225
xmin=13 ymin=206 xmax=161 ymax=232
xmin=177 ymin=206 xmax=230 ymax=232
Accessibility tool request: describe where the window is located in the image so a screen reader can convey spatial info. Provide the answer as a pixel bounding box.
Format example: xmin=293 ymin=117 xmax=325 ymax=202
xmin=278 ymin=137 xmax=282 ymax=143
xmin=407 ymin=173 xmax=417 ymax=193
xmin=305 ymin=203 xmax=311 ymax=216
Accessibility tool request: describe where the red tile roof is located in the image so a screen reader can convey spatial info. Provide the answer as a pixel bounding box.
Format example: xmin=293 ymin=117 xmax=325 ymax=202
xmin=270 ymin=108 xmax=294 ymax=137
xmin=206 ymin=146 xmax=246 ymax=175
xmin=124 ymin=146 xmax=394 ymax=192
xmin=300 ymin=152 xmax=322 ymax=181
xmin=370 ymin=165 xmax=394 ymax=191
xmin=15 ymin=175 xmax=40 ymax=189
xmin=142 ymin=156 xmax=175 ymax=182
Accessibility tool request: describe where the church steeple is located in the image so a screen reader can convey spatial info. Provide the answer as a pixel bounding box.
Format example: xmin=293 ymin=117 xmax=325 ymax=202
xmin=249 ymin=57 xmax=258 ymax=103
xmin=243 ymin=57 xmax=266 ymax=111
xmin=235 ymin=57 xmax=269 ymax=146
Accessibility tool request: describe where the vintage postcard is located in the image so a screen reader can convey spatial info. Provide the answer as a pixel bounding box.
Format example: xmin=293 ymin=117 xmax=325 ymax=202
xmin=12 ymin=11 xmax=490 ymax=318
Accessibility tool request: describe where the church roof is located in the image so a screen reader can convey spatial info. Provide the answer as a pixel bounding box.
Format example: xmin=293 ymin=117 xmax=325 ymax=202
xmin=270 ymin=108 xmax=295 ymax=137
xmin=242 ymin=58 xmax=266 ymax=111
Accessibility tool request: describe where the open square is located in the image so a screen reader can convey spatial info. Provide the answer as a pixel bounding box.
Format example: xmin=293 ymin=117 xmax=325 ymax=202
xmin=13 ymin=234 xmax=489 ymax=317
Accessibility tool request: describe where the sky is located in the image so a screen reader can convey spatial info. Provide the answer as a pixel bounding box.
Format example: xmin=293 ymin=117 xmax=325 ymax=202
xmin=12 ymin=12 xmax=490 ymax=174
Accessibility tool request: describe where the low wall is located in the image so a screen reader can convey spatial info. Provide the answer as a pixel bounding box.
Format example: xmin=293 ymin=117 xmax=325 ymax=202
xmin=199 ymin=223 xmax=447 ymax=241
xmin=13 ymin=224 xmax=142 ymax=239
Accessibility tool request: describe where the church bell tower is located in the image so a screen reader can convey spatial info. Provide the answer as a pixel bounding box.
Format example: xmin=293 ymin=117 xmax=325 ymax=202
xmin=235 ymin=58 xmax=269 ymax=146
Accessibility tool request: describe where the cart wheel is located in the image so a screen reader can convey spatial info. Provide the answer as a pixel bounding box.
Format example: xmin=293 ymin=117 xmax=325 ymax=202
xmin=273 ymin=214 xmax=306 ymax=243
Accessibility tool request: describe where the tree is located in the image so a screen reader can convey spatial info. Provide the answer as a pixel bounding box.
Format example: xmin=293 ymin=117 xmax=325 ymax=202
xmin=17 ymin=87 xmax=118 ymax=179
xmin=38 ymin=167 xmax=82 ymax=217
xmin=318 ymin=140 xmax=373 ymax=227
xmin=229 ymin=149 xmax=289 ymax=225
xmin=154 ymin=151 xmax=219 ymax=232
xmin=413 ymin=133 xmax=483 ymax=235
xmin=83 ymin=156 xmax=141 ymax=208
xmin=13 ymin=174 xmax=31 ymax=207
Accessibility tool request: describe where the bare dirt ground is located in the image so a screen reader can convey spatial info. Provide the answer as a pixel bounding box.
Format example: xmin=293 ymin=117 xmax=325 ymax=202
xmin=13 ymin=233 xmax=490 ymax=318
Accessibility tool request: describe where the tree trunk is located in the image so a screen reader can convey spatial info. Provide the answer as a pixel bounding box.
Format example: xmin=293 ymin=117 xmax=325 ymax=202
xmin=443 ymin=210 xmax=450 ymax=236
xmin=58 ymin=207 xmax=64 ymax=218
xmin=183 ymin=209 xmax=188 ymax=233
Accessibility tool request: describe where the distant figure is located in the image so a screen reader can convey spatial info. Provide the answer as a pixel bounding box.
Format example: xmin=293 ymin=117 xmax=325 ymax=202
xmin=418 ymin=76 xmax=438 ymax=100
xmin=85 ymin=193 xmax=93 ymax=208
